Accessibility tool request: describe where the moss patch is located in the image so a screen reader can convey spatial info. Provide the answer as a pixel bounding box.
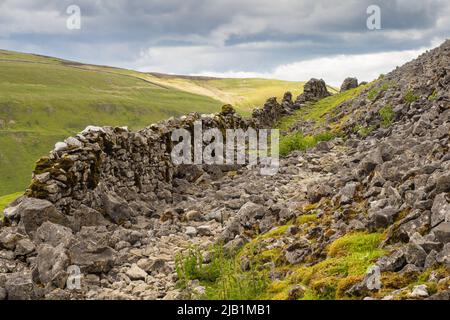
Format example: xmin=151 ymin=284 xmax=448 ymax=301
xmin=268 ymin=232 xmax=386 ymax=300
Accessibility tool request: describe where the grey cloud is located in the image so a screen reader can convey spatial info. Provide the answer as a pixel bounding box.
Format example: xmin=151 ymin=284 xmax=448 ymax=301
xmin=0 ymin=0 xmax=448 ymax=75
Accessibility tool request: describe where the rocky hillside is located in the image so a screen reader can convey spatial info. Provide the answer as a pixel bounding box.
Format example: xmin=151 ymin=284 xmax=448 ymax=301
xmin=0 ymin=40 xmax=449 ymax=300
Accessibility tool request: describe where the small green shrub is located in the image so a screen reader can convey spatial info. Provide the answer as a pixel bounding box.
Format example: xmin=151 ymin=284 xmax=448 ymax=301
xmin=379 ymin=105 xmax=395 ymax=127
xmin=404 ymin=89 xmax=419 ymax=103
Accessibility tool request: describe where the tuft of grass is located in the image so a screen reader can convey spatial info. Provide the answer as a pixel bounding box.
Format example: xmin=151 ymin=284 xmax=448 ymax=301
xmin=175 ymin=246 xmax=224 ymax=287
xmin=328 ymin=233 xmax=384 ymax=258
xmin=404 ymin=89 xmax=419 ymax=104
xmin=297 ymin=214 xmax=318 ymax=224
xmin=175 ymin=245 xmax=269 ymax=300
xmin=428 ymin=90 xmax=438 ymax=101
xmin=379 ymin=105 xmax=395 ymax=127
xmin=279 ymin=132 xmax=333 ymax=156
xmin=262 ymin=225 xmax=291 ymax=239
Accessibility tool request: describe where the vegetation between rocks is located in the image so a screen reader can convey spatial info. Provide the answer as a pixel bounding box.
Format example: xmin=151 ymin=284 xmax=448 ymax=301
xmin=279 ymin=132 xmax=333 ymax=156
xmin=379 ymin=105 xmax=395 ymax=127
xmin=175 ymin=245 xmax=269 ymax=300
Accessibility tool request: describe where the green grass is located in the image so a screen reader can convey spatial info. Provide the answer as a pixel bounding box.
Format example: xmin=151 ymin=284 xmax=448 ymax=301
xmin=404 ymin=89 xmax=419 ymax=104
xmin=279 ymin=132 xmax=333 ymax=156
xmin=354 ymin=124 xmax=376 ymax=138
xmin=275 ymin=85 xmax=369 ymax=157
xmin=176 ymin=245 xmax=268 ymax=300
xmin=195 ymin=232 xmax=386 ymax=300
xmin=379 ymin=105 xmax=395 ymax=127
xmin=0 ymin=49 xmax=305 ymax=196
xmin=428 ymin=90 xmax=438 ymax=101
xmin=0 ymin=192 xmax=22 ymax=220
xmin=148 ymin=74 xmax=306 ymax=115
xmin=277 ymin=84 xmax=368 ymax=132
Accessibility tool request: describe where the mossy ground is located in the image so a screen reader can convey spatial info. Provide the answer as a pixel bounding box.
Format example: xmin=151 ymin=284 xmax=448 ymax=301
xmin=265 ymin=232 xmax=386 ymax=300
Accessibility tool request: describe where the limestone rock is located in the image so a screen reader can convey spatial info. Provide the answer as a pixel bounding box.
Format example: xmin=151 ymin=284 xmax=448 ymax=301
xmin=16 ymin=198 xmax=67 ymax=237
xmin=126 ymin=264 xmax=148 ymax=281
xmin=340 ymin=77 xmax=358 ymax=92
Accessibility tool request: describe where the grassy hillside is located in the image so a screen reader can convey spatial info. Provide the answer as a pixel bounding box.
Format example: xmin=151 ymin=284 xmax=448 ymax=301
xmin=148 ymin=73 xmax=306 ymax=114
xmin=277 ymin=85 xmax=369 ymax=156
xmin=0 ymin=49 xmax=305 ymax=197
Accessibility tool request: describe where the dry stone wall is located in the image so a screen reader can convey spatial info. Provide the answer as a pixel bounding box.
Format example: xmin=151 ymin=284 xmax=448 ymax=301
xmin=23 ymin=101 xmax=290 ymax=220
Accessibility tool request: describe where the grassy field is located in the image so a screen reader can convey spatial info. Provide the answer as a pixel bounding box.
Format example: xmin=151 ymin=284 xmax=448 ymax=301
xmin=0 ymin=192 xmax=22 ymax=219
xmin=0 ymin=49 xmax=305 ymax=196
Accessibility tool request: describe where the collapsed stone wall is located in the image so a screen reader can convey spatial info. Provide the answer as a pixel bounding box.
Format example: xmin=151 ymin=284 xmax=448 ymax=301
xmin=4 ymin=76 xmax=330 ymax=227
xmin=24 ymin=111 xmax=241 ymax=217
xmin=16 ymin=98 xmax=292 ymax=224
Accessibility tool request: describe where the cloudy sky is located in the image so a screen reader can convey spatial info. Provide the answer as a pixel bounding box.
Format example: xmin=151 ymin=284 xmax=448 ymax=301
xmin=0 ymin=0 xmax=449 ymax=85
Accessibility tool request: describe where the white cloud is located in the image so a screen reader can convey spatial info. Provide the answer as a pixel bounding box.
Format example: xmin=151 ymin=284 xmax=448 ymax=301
xmin=196 ymin=46 xmax=433 ymax=86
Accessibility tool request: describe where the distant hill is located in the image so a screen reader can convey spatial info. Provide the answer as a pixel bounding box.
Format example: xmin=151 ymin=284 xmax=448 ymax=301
xmin=0 ymin=49 xmax=305 ymax=196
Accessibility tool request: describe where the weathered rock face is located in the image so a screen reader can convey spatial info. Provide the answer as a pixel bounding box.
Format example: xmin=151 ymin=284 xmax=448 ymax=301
xmin=281 ymin=92 xmax=294 ymax=114
xmin=251 ymin=97 xmax=285 ymax=128
xmin=294 ymin=78 xmax=331 ymax=108
xmin=340 ymin=77 xmax=359 ymax=92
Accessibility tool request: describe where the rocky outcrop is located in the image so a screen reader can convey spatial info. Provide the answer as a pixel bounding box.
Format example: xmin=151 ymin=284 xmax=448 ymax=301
xmin=251 ymin=97 xmax=285 ymax=128
xmin=294 ymin=78 xmax=331 ymax=108
xmin=281 ymin=92 xmax=295 ymax=114
xmin=340 ymin=77 xmax=358 ymax=92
